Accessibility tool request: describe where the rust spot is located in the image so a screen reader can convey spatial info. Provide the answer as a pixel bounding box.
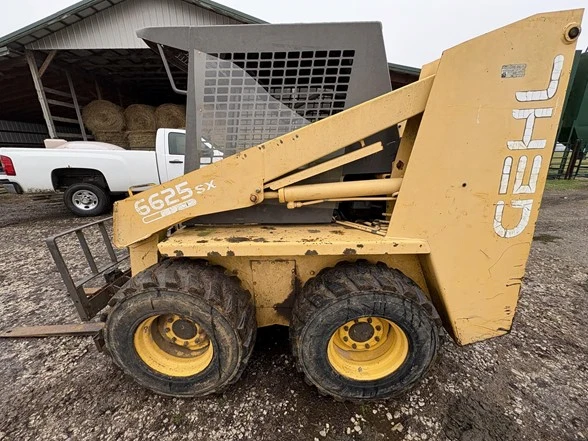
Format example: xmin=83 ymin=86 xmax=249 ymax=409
xmin=305 ymin=250 xmax=318 ymax=255
xmin=308 ymin=229 xmax=320 ymax=233
xmin=226 ymin=250 xmax=235 ymax=256
xmin=330 ymin=230 xmax=344 ymax=235
xmin=207 ymin=251 xmax=221 ymax=257
xmin=174 ymin=250 xmax=184 ymax=257
xmin=357 ymin=244 xmax=364 ymax=248
xmin=227 ymin=236 xmax=251 ymax=243
xmin=196 ymin=240 xmax=208 ymax=243
xmin=253 ymin=237 xmax=268 ymax=243
xmin=261 ymin=226 xmax=276 ymax=230
xmin=396 ymin=160 xmax=405 ymax=170
xmin=343 ymin=248 xmax=357 ymax=255
xmin=393 ymin=242 xmax=399 ymax=247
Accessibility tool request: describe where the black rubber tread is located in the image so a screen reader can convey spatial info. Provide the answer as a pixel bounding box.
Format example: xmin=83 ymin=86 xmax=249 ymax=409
xmin=103 ymin=258 xmax=256 ymax=397
xmin=290 ymin=260 xmax=441 ymax=402
xmin=63 ymin=182 xmax=111 ymax=217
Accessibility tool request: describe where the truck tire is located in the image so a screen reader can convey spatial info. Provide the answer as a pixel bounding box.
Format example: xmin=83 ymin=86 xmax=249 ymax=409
xmin=64 ymin=182 xmax=110 ymax=217
xmin=290 ymin=261 xmax=440 ymax=401
xmin=104 ymin=259 xmax=256 ymax=397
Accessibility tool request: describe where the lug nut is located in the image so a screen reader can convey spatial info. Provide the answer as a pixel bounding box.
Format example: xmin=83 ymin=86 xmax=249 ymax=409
xmin=352 ymin=343 xmax=357 ymax=349
xmin=164 ymin=327 xmax=171 ymax=333
xmin=375 ymin=336 xmax=380 ymax=342
xmin=375 ymin=325 xmax=382 ymax=331
xmin=343 ymin=336 xmax=348 ymax=342
xmin=365 ymin=344 xmax=370 ymax=349
xmin=343 ymin=326 xmax=349 ymax=331
xmin=183 ymin=341 xmax=189 ymax=347
xmin=171 ymin=337 xmax=177 ymax=342
xmin=167 ymin=317 xmax=174 ymax=323
xmin=367 ymin=318 xmax=372 ymax=324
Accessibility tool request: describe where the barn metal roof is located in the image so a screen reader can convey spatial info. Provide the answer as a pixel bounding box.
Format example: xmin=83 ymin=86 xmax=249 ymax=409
xmin=0 ymin=0 xmax=265 ymax=56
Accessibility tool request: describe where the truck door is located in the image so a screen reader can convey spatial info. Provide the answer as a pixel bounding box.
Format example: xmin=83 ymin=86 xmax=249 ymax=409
xmin=164 ymin=130 xmax=186 ymax=181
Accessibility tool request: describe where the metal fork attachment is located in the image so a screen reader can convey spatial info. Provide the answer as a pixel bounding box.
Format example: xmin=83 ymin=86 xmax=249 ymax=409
xmin=46 ymin=217 xmax=130 ymax=321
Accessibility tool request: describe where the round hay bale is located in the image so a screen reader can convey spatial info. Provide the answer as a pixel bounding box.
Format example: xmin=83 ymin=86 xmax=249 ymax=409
xmin=155 ymin=104 xmax=186 ymax=129
xmin=127 ymin=130 xmax=156 ymax=150
xmin=124 ymin=104 xmax=156 ymax=131
xmin=94 ymin=131 xmax=128 ymax=148
xmin=82 ymin=100 xmax=125 ymax=133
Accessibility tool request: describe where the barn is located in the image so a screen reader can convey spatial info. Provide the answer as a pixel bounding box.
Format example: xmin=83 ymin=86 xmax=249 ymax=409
xmin=0 ymin=0 xmax=419 ymax=148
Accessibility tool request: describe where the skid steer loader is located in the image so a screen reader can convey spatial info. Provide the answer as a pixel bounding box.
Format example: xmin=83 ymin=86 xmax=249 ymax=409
xmin=45 ymin=10 xmax=583 ymax=400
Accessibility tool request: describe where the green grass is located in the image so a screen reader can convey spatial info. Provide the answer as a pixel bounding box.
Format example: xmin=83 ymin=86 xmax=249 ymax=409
xmin=544 ymin=178 xmax=588 ymax=191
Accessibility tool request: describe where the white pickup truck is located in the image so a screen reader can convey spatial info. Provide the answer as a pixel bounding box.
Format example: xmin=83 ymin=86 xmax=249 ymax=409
xmin=0 ymin=128 xmax=215 ymax=217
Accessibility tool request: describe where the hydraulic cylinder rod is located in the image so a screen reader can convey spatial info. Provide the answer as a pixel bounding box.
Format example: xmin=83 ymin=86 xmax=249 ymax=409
xmin=264 ymin=178 xmax=403 ymax=203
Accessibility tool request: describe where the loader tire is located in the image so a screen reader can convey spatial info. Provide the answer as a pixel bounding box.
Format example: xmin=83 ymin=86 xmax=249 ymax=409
xmin=290 ymin=261 xmax=440 ymax=401
xmin=64 ymin=183 xmax=110 ymax=217
xmin=104 ymin=259 xmax=256 ymax=397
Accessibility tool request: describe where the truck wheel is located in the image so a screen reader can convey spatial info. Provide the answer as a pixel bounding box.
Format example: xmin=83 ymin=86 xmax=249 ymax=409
xmin=104 ymin=259 xmax=256 ymax=397
xmin=290 ymin=261 xmax=440 ymax=401
xmin=64 ymin=183 xmax=110 ymax=217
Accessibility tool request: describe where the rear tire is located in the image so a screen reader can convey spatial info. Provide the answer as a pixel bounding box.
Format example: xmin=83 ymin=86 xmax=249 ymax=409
xmin=64 ymin=182 xmax=110 ymax=217
xmin=104 ymin=259 xmax=256 ymax=397
xmin=290 ymin=261 xmax=440 ymax=401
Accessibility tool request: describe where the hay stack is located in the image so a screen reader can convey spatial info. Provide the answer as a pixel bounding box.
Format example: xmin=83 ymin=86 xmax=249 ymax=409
xmin=94 ymin=131 xmax=128 ymax=148
xmin=124 ymin=104 xmax=156 ymax=131
xmin=82 ymin=100 xmax=125 ymax=132
xmin=127 ymin=130 xmax=156 ymax=150
xmin=155 ymin=104 xmax=186 ymax=129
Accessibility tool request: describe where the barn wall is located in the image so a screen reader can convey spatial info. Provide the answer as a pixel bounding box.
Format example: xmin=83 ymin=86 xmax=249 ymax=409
xmin=27 ymin=0 xmax=241 ymax=50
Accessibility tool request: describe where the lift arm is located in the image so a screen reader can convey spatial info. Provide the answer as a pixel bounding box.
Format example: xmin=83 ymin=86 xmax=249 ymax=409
xmin=113 ymin=75 xmax=434 ymax=248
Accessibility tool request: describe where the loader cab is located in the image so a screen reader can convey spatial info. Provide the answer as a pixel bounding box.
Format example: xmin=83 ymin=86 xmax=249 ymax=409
xmin=142 ymin=23 xmax=401 ymax=225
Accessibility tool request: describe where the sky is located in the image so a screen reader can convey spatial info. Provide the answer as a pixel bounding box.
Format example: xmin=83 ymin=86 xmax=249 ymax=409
xmin=0 ymin=0 xmax=586 ymax=67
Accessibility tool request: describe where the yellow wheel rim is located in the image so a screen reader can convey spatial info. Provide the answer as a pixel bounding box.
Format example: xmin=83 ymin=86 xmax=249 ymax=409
xmin=327 ymin=317 xmax=409 ymax=381
xmin=133 ymin=314 xmax=214 ymax=377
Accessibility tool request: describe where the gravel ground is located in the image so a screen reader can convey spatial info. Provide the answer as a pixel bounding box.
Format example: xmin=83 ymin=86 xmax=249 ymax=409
xmin=0 ymin=183 xmax=587 ymax=441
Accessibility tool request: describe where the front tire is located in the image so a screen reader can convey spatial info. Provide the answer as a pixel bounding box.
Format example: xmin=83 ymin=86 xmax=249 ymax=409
xmin=104 ymin=259 xmax=256 ymax=397
xmin=291 ymin=261 xmax=440 ymax=401
xmin=64 ymin=182 xmax=110 ymax=217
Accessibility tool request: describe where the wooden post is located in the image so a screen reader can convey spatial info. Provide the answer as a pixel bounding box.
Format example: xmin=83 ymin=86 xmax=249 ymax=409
xmin=38 ymin=50 xmax=57 ymax=78
xmin=95 ymin=79 xmax=102 ymax=100
xmin=25 ymin=50 xmax=56 ymax=138
xmin=66 ymin=71 xmax=88 ymax=141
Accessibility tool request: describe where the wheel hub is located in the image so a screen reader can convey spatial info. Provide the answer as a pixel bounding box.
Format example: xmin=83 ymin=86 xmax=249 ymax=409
xmin=327 ymin=316 xmax=409 ymax=381
xmin=337 ymin=317 xmax=386 ymax=350
xmin=134 ymin=314 xmax=213 ymax=377
xmin=72 ymin=189 xmax=98 ymax=210
xmin=348 ymin=321 xmax=375 ymax=343
xmin=172 ymin=319 xmax=198 ymax=340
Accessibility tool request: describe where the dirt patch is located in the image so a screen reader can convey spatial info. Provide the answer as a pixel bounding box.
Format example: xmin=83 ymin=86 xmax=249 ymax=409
xmin=0 ymin=184 xmax=587 ymax=441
